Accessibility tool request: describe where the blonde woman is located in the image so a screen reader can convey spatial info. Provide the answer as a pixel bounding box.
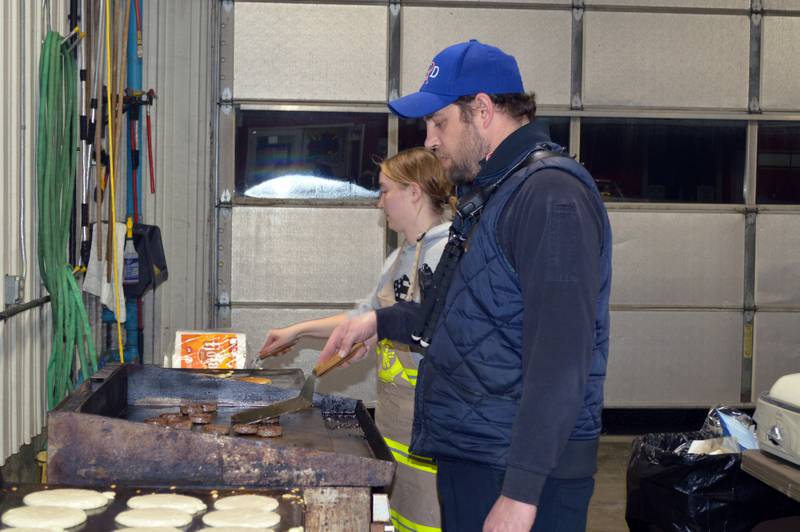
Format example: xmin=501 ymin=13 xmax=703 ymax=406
xmin=259 ymin=147 xmax=452 ymax=531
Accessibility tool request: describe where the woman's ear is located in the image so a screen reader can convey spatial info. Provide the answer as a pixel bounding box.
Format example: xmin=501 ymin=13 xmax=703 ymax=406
xmin=409 ymin=182 xmax=424 ymax=203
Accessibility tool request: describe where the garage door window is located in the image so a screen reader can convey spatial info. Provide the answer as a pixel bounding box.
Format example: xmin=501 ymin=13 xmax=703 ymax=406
xmin=757 ymin=123 xmax=800 ymax=205
xmin=236 ymin=110 xmax=388 ymax=200
xmin=581 ymin=118 xmax=746 ymax=203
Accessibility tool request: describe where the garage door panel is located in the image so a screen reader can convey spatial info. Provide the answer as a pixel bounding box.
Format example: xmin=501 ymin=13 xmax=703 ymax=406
xmin=605 ymin=310 xmax=743 ymax=406
xmin=609 ymin=211 xmax=744 ymax=307
xmin=231 ymin=207 xmax=385 ymax=304
xmin=754 ymin=312 xmax=800 ymax=398
xmin=401 ymin=7 xmax=571 ymax=106
xmin=756 ymin=214 xmax=800 ymax=307
xmin=584 ymin=12 xmax=749 ymax=109
xmin=234 ymin=2 xmax=387 ymax=101
xmin=761 ymin=17 xmax=800 ymax=111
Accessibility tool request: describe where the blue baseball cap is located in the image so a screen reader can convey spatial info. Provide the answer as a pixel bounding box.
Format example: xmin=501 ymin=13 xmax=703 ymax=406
xmin=388 ymin=40 xmax=524 ymax=119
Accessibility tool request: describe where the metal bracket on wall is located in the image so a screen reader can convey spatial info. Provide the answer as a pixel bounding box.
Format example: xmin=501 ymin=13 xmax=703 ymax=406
xmin=741 ymin=208 xmax=757 ymax=403
xmin=748 ymin=0 xmax=762 ymax=114
xmin=569 ymin=116 xmax=581 ymax=161
xmin=215 ymin=205 xmax=233 ymax=328
xmin=570 ymin=1 xmax=585 ymax=111
xmin=386 ymin=2 xmax=401 ymax=257
xmin=214 ymin=1 xmax=235 ymax=328
xmin=219 ymin=0 xmax=234 ymax=103
xmin=744 ymin=121 xmax=759 ymax=206
xmin=387 ymin=2 xmax=401 ymax=103
xmin=214 ymin=105 xmax=236 ymax=329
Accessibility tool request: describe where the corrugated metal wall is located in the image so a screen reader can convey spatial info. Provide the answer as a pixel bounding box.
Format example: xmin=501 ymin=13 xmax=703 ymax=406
xmin=139 ymin=0 xmax=214 ymax=364
xmin=0 ymin=0 xmax=68 ymax=466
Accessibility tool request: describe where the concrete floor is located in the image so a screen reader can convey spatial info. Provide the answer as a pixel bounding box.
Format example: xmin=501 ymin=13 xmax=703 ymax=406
xmin=587 ymin=436 xmax=632 ymax=532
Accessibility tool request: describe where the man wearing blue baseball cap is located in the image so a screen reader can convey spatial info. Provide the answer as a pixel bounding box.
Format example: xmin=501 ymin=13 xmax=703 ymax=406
xmin=319 ymin=40 xmax=612 ymax=532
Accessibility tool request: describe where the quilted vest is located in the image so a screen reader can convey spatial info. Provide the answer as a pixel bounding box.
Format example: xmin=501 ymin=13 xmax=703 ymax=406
xmin=409 ymin=145 xmax=612 ymax=468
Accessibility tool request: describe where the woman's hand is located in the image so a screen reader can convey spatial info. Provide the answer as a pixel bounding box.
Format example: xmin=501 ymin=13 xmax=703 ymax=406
xmin=258 ymin=326 xmax=299 ymax=359
xmin=317 ymin=311 xmax=378 ymax=368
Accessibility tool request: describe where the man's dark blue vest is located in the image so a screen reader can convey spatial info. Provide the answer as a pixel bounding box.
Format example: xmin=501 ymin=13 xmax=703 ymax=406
xmin=409 ymin=142 xmax=612 ymax=468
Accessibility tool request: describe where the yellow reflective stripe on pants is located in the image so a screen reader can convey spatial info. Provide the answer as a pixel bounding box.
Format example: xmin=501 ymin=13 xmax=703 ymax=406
xmin=384 ymin=436 xmax=437 ymax=475
xmin=391 ymin=508 xmax=441 ymax=532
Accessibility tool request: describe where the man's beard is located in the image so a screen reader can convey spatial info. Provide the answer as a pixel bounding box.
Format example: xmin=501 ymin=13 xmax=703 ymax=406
xmin=447 ymin=123 xmax=490 ymax=186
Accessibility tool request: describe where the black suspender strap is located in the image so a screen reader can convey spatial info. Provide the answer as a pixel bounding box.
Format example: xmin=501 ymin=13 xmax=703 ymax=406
xmin=410 ymin=148 xmax=570 ymax=348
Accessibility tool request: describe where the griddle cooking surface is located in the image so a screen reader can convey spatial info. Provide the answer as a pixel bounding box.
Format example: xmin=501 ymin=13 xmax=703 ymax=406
xmin=0 ymin=484 xmax=303 ymax=531
xmin=125 ymin=405 xmax=371 ymax=458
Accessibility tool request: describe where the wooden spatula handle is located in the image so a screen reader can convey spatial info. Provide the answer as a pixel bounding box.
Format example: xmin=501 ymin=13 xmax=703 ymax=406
xmin=314 ymin=342 xmax=365 ymax=377
xmin=258 ymin=340 xmax=298 ymax=360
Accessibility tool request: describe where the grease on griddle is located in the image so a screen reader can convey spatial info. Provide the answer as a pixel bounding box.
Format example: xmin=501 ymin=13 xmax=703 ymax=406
xmin=322 ymin=414 xmax=363 ymax=436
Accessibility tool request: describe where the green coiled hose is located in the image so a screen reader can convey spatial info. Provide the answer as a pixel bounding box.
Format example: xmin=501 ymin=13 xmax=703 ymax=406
xmin=37 ymin=31 xmax=98 ymax=409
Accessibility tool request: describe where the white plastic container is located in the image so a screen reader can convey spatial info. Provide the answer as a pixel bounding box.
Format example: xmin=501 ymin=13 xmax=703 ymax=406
xmin=755 ymin=373 xmax=800 ymax=466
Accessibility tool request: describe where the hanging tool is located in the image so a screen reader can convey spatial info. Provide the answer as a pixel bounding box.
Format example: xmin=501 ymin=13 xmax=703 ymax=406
xmin=92 ymin=0 xmax=107 ymax=263
xmin=128 ymin=108 xmax=140 ymax=222
xmin=81 ymin=0 xmax=102 ymax=268
xmin=64 ymin=21 xmax=83 ymax=269
xmin=145 ymin=89 xmax=156 ymax=193
xmin=106 ymin=0 xmax=130 ymax=280
xmin=104 ymin=0 xmax=126 ymax=363
xmin=231 ymin=343 xmax=364 ymax=424
xmin=126 ymin=0 xmax=144 ymax=363
xmin=134 ymin=0 xmax=142 ymax=58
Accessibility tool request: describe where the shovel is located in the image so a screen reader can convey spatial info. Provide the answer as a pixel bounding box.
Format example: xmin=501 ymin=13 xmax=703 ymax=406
xmin=231 ymin=342 xmax=364 ymax=424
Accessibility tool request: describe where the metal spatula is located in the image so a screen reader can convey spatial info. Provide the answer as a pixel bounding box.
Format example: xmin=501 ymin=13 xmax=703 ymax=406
xmin=231 ymin=343 xmax=364 ymax=424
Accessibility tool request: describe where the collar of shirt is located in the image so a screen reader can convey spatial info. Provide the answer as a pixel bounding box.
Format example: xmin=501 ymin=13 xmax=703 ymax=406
xmin=458 ymin=121 xmax=552 ymax=197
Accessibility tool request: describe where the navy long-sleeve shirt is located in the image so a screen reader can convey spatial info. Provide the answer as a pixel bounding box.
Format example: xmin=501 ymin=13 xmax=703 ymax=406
xmin=377 ymin=123 xmax=604 ymax=505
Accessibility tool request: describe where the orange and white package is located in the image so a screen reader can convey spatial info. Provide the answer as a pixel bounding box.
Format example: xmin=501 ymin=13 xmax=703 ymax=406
xmin=172 ymin=331 xmax=247 ymax=369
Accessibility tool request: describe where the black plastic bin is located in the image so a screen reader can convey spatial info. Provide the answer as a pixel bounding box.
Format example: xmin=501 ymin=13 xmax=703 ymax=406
xmin=626 ymin=431 xmax=800 ymax=532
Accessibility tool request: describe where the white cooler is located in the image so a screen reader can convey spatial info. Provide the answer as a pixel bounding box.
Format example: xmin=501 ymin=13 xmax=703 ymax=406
xmin=755 ymin=373 xmax=800 ymax=466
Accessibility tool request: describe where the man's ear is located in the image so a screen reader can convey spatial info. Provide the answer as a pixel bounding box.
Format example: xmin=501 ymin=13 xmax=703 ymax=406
xmin=473 ymin=93 xmax=495 ymax=130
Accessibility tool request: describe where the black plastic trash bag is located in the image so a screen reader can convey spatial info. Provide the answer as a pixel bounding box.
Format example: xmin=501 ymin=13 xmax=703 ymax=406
xmin=626 ymin=431 xmax=800 ymax=532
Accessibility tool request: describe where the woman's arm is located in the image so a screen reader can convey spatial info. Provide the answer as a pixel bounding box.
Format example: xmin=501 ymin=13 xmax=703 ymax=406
xmin=258 ymin=312 xmax=349 ymax=358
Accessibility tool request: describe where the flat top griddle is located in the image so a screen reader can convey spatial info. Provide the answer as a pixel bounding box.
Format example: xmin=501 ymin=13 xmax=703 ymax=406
xmin=47 ymin=364 xmax=395 ymax=489
xmin=0 ymin=484 xmax=304 ymax=531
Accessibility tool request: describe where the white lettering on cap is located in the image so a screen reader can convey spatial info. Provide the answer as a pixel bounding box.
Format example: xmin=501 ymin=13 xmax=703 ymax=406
xmin=423 ymin=62 xmax=440 ymax=84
